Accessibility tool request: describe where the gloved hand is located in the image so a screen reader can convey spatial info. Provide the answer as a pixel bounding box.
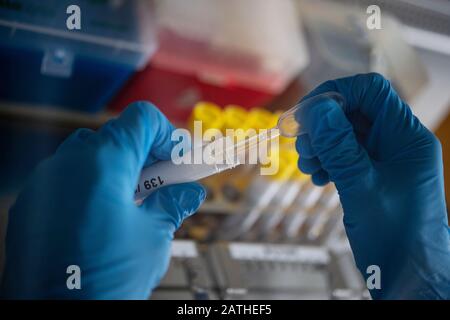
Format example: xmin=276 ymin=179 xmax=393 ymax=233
xmin=296 ymin=73 xmax=450 ymax=299
xmin=0 ymin=102 xmax=205 ymax=299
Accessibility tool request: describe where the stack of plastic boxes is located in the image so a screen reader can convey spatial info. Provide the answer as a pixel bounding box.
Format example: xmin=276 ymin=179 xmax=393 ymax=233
xmin=110 ymin=0 xmax=310 ymax=123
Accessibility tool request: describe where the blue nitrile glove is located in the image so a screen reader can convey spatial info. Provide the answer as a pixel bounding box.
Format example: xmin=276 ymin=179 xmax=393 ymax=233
xmin=0 ymin=102 xmax=205 ymax=299
xmin=296 ymin=73 xmax=450 ymax=299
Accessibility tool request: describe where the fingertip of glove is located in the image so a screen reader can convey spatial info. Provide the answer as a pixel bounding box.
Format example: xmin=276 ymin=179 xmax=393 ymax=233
xmin=176 ymin=182 xmax=207 ymax=215
xmin=297 ymin=156 xmax=322 ymax=175
xmin=306 ymin=101 xmax=353 ymax=141
xmin=295 ymin=135 xmax=315 ymax=159
xmin=125 ymin=100 xmax=159 ymax=116
xmin=141 ymin=182 xmax=206 ymax=230
xmin=296 ymin=98 xmax=347 ymax=134
xmin=311 ymin=169 xmax=330 ymax=186
xmin=157 ymin=182 xmax=206 ymax=217
xmin=115 ymin=101 xmax=175 ymax=135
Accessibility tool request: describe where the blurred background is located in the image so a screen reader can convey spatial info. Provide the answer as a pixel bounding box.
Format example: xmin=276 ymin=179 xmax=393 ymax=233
xmin=0 ymin=0 xmax=449 ymax=300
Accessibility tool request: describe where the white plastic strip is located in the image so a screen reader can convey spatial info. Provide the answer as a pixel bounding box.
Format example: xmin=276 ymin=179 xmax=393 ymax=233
xmin=171 ymin=240 xmax=199 ymax=258
xmin=229 ymin=242 xmax=329 ymax=264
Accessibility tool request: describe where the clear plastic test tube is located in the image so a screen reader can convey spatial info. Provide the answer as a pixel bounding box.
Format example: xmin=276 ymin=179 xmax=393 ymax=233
xmin=134 ymin=92 xmax=345 ymax=203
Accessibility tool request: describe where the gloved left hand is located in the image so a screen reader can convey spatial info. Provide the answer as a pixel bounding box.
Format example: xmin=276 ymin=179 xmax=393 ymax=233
xmin=0 ymin=102 xmax=206 ymax=299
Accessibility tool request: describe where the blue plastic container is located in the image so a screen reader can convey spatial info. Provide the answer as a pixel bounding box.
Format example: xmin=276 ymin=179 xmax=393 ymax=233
xmin=0 ymin=0 xmax=157 ymax=112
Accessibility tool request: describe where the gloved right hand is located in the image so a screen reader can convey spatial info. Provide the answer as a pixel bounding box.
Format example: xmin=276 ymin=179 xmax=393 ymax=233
xmin=296 ymin=73 xmax=450 ymax=299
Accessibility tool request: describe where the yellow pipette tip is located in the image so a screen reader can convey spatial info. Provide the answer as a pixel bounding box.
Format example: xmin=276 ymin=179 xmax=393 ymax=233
xmin=190 ymin=101 xmax=224 ymax=131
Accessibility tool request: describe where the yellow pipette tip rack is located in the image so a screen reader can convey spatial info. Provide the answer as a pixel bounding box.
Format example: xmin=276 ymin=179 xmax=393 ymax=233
xmin=262 ymin=147 xmax=298 ymax=181
xmin=189 ymin=102 xmax=224 ymax=132
xmin=245 ymin=108 xmax=276 ymax=130
xmin=223 ymin=105 xmax=248 ymax=130
xmin=223 ymin=105 xmax=249 ymax=142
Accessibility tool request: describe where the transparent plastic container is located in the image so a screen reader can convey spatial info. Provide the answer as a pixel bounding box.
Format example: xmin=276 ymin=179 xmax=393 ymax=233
xmin=0 ymin=0 xmax=157 ymax=112
xmin=152 ymin=0 xmax=309 ymax=94
xmin=299 ymin=0 xmax=427 ymax=100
